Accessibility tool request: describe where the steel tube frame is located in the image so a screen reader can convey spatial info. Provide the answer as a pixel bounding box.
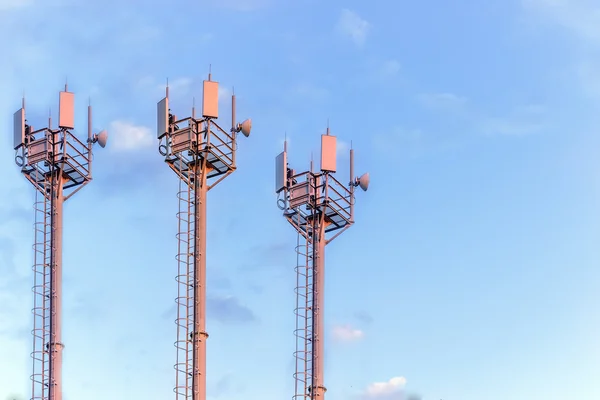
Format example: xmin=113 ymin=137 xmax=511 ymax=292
xmin=192 ymin=131 xmax=209 ymax=400
xmin=311 ymin=209 xmax=327 ymax=400
xmin=48 ymin=171 xmax=65 ymax=400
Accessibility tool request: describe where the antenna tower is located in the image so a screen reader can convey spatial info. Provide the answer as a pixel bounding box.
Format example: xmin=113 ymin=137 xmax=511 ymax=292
xmin=12 ymin=87 xmax=108 ymax=400
xmin=156 ymin=73 xmax=252 ymax=400
xmin=275 ymin=128 xmax=369 ymax=400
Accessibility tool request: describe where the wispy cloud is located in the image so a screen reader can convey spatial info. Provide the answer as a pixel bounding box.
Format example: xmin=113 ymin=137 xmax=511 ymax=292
xmin=374 ymin=91 xmax=546 ymax=161
xmin=417 ymin=92 xmax=468 ymax=110
xmin=0 ymin=204 xmax=29 ymax=229
xmin=210 ymin=373 xmax=236 ymax=397
xmin=0 ymin=236 xmax=30 ymax=360
xmin=331 ymin=324 xmax=365 ymax=343
xmin=362 ymin=376 xmax=407 ymax=399
xmin=291 ymin=83 xmax=330 ymax=102
xmin=354 ymin=310 xmax=374 ymax=324
xmin=372 ymin=127 xmax=426 ymax=160
xmin=479 ymin=103 xmax=547 ymax=136
xmin=337 ymin=139 xmax=350 ymax=158
xmin=336 ymin=9 xmax=370 ymax=47
xmin=576 ymin=60 xmax=600 ymax=99
xmin=480 ymin=118 xmax=544 ymax=136
xmin=417 ymin=92 xmax=546 ymax=136
xmin=218 ymin=86 xmax=232 ymax=101
xmin=165 ymin=77 xmax=193 ymax=96
xmin=522 ymin=0 xmax=600 ymax=43
xmin=209 ymin=0 xmax=271 ymax=12
xmin=137 ymin=76 xmax=195 ymax=99
xmin=0 ymin=236 xmax=16 ymax=278
xmin=244 ymin=242 xmax=289 ymax=270
xmin=0 ymin=0 xmax=34 ymax=11
xmin=522 ymin=0 xmax=600 ymax=100
xmin=160 ymin=294 xmax=256 ymax=325
xmin=108 ymin=120 xmax=153 ymax=151
xmin=380 ymin=60 xmax=401 ymax=77
xmin=207 ymin=295 xmax=257 ymax=324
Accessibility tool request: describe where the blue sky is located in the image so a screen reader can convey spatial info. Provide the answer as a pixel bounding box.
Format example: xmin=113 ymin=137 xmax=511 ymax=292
xmin=1 ymin=0 xmax=599 ymax=399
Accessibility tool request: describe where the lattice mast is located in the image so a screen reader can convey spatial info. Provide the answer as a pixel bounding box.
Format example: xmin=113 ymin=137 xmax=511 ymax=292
xmin=12 ymin=86 xmax=108 ymax=400
xmin=275 ymin=129 xmax=369 ymax=400
xmin=156 ymin=73 xmax=252 ymax=400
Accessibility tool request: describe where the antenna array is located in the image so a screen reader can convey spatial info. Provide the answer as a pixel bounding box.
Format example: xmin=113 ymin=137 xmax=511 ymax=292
xmin=156 ymin=73 xmax=251 ymax=400
xmin=12 ymin=87 xmax=107 ymax=400
xmin=10 ymin=78 xmax=368 ymax=400
xmin=275 ymin=129 xmax=369 ymax=400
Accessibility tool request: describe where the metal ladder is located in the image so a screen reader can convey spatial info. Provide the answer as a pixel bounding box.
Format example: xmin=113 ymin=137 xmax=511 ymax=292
xmin=174 ymin=171 xmax=194 ymax=399
xmin=31 ymin=178 xmax=51 ymax=400
xmin=294 ymin=225 xmax=315 ymax=400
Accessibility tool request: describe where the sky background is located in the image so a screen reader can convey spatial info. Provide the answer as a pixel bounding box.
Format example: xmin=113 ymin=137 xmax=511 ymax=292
xmin=1 ymin=0 xmax=600 ymax=399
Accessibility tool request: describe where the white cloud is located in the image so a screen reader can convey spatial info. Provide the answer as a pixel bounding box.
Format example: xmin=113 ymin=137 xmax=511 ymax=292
xmin=522 ymin=0 xmax=600 ymax=43
xmin=481 ymin=118 xmax=544 ymax=136
xmin=198 ymin=32 xmax=214 ymax=43
xmin=336 ymin=9 xmax=370 ymax=47
xmin=331 ymin=324 xmax=364 ymax=342
xmin=372 ymin=127 xmax=424 ymax=159
xmin=109 ymin=120 xmax=153 ymax=151
xmin=166 ymin=77 xmax=193 ymax=95
xmin=135 ymin=76 xmax=194 ymax=98
xmin=336 ymin=139 xmax=350 ymax=158
xmin=147 ymin=76 xmax=193 ymax=98
xmin=518 ymin=103 xmax=546 ymax=115
xmin=279 ymin=135 xmax=291 ymax=149
xmin=209 ymin=0 xmax=271 ymax=11
xmin=291 ymin=83 xmax=329 ymax=102
xmin=480 ymin=103 xmax=546 ymax=135
xmin=522 ymin=1 xmax=600 ymax=102
xmin=218 ymin=86 xmax=232 ymax=102
xmin=576 ymin=60 xmax=600 ymax=98
xmin=380 ymin=60 xmax=401 ymax=76
xmin=417 ymin=92 xmax=468 ymax=109
xmin=0 ymin=0 xmax=34 ymax=10
xmin=417 ymin=92 xmax=544 ymax=136
xmin=363 ymin=376 xmax=407 ymax=399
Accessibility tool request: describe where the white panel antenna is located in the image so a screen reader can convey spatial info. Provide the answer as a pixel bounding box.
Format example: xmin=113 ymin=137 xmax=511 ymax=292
xmin=320 ymin=134 xmax=337 ymax=172
xmin=202 ymin=80 xmax=219 ymax=118
xmin=13 ymin=108 xmax=25 ymax=150
xmin=157 ymin=97 xmax=169 ymax=139
xmin=275 ymin=150 xmax=287 ymax=193
xmin=58 ymin=91 xmax=75 ymax=129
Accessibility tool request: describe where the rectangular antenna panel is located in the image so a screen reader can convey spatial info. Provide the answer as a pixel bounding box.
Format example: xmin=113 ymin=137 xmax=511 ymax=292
xmin=202 ymin=80 xmax=219 ymax=118
xmin=289 ymin=181 xmax=312 ymax=209
xmin=171 ymin=128 xmax=193 ymax=154
xmin=58 ymin=92 xmax=75 ymax=129
xmin=59 ymin=91 xmax=75 ymax=129
xmin=320 ymin=134 xmax=337 ymax=172
xmin=157 ymin=97 xmax=169 ymax=138
xmin=275 ymin=151 xmax=287 ymax=193
xmin=28 ymin=138 xmax=50 ymax=165
xmin=13 ymin=108 xmax=25 ymax=149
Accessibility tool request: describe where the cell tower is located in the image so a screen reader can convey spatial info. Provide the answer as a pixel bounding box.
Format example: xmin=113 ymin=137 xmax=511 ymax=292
xmin=156 ymin=73 xmax=252 ymax=400
xmin=12 ymin=86 xmax=108 ymax=400
xmin=275 ymin=128 xmax=369 ymax=400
